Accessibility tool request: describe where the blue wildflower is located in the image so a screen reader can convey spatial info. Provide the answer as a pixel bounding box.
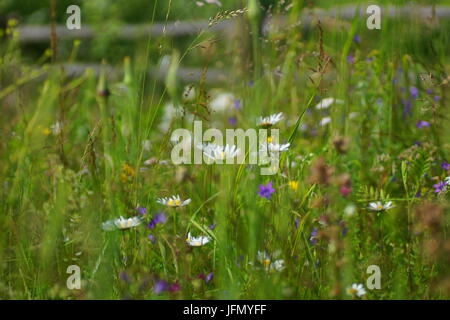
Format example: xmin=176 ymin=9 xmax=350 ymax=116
xmin=258 ymin=182 xmax=275 ymax=199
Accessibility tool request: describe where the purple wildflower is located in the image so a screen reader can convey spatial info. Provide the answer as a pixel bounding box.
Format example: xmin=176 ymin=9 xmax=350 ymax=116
xmin=119 ymin=271 xmax=130 ymax=283
xmin=147 ymin=212 xmax=167 ymax=229
xmin=310 ymin=228 xmax=318 ymax=245
xmin=442 ymin=162 xmax=450 ymax=171
xmin=410 ymin=86 xmax=419 ymax=99
xmin=347 ymin=55 xmax=355 ymax=64
xmin=434 ymin=96 xmax=441 ymax=101
xmin=234 ymin=99 xmax=242 ymax=110
xmin=426 ymin=88 xmax=433 ymax=94
xmin=353 ymin=35 xmax=361 ymax=44
xmin=153 ymin=279 xmax=169 ymax=294
xmin=416 ymin=120 xmax=430 ymax=128
xmin=169 ymin=282 xmax=181 ymax=292
xmin=402 ymin=99 xmax=412 ymax=119
xmin=153 ymin=212 xmax=167 ymax=224
xmin=135 ymin=207 xmax=148 ymax=215
xmin=205 ymin=272 xmax=214 ymax=283
xmin=208 ymin=223 xmax=216 ymax=230
xmin=294 ymin=218 xmax=300 ymax=229
xmin=258 ymin=182 xmax=275 ymax=199
xmin=148 ymin=234 xmax=156 ymax=243
xmin=228 ymin=116 xmax=237 ymax=126
xmin=339 ymin=221 xmax=348 ymax=237
xmin=433 ymin=181 xmax=446 ymax=193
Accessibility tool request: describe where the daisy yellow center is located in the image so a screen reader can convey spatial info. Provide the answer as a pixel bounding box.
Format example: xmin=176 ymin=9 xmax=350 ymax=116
xmin=377 ymin=204 xmax=384 ymax=210
xmin=347 ymin=288 xmax=358 ymax=295
xmin=262 ymin=259 xmax=271 ymax=266
xmin=267 ymin=136 xmax=273 ymax=143
xmin=168 ymin=199 xmax=181 ymax=206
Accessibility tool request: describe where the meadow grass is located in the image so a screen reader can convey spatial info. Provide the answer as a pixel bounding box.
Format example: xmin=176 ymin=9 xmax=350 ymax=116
xmin=0 ymin=0 xmax=449 ymax=299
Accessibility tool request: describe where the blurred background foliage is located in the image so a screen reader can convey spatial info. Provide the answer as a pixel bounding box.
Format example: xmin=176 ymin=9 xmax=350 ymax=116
xmin=1 ymin=0 xmax=449 ymax=65
xmin=2 ymin=0 xmax=449 ymax=24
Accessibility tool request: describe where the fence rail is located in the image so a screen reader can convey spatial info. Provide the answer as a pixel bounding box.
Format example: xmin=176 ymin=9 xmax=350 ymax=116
xmin=59 ymin=63 xmax=229 ymax=83
xmin=16 ymin=5 xmax=450 ymax=43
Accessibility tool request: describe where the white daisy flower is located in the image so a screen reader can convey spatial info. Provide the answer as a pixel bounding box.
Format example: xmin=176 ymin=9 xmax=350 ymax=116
xmin=319 ymin=116 xmax=332 ymax=126
xmin=257 ymin=251 xmax=271 ymax=264
xmin=157 ymin=195 xmax=191 ymax=207
xmin=209 ymin=91 xmax=235 ymax=113
xmin=198 ymin=143 xmax=241 ymax=162
xmin=445 ymin=176 xmax=450 ymax=185
xmin=346 ymin=283 xmax=367 ymax=297
xmin=315 ymin=97 xmax=344 ymax=110
xmin=256 ymin=142 xmax=290 ymax=164
xmin=270 ymin=259 xmax=285 ymax=272
xmin=257 ymin=112 xmax=284 ymax=127
xmin=264 ymin=142 xmax=291 ymax=153
xmin=102 ymin=216 xmax=142 ymax=231
xmin=186 ymin=232 xmax=211 ymax=246
xmin=257 ymin=251 xmax=285 ymax=272
xmin=368 ymin=201 xmax=395 ymax=212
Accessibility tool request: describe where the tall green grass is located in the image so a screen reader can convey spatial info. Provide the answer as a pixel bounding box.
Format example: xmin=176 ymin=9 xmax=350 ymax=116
xmin=0 ymin=0 xmax=449 ymax=299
